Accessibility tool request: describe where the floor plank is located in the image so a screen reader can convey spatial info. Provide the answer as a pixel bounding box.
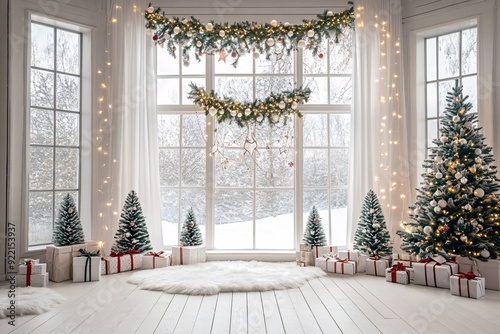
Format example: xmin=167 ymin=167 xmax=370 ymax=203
xmin=299 ymin=282 xmax=342 ymax=334
xmin=173 ymin=295 xmax=203 ymax=334
xmin=287 ymin=288 xmax=322 ymax=334
xmin=247 ymin=292 xmax=266 ymax=334
xmin=211 ymin=293 xmax=232 ymax=333
xmin=260 ymin=291 xmax=285 ymax=334
xmin=154 ymin=294 xmax=189 ymax=334
xmin=274 ymin=290 xmax=304 ymax=334
xmin=136 ymin=293 xmax=175 ymax=334
xmin=230 ymin=292 xmax=247 ymax=334
xmin=191 ymin=295 xmax=217 ymax=334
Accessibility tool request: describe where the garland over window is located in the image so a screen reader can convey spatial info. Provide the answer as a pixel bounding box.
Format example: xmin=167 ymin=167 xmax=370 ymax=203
xmin=144 ymin=2 xmax=354 ymax=66
xmin=187 ymin=83 xmax=311 ymax=127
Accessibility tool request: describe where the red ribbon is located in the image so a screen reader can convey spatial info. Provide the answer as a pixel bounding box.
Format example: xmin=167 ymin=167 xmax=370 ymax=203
xmin=457 ymin=275 xmax=472 ymax=297
xmin=146 ymin=251 xmax=165 ymax=268
xmin=457 ymin=271 xmax=476 ymax=280
xmin=180 ymin=246 xmax=184 ymax=265
xmin=26 ymin=260 xmax=32 ymax=286
xmin=389 ymin=263 xmax=408 ymax=283
xmin=369 ymin=256 xmax=380 ymax=276
xmin=127 ymin=250 xmax=139 ymax=270
xmin=110 ymin=251 xmax=124 ymax=273
xmin=101 ymin=257 xmax=108 ymax=275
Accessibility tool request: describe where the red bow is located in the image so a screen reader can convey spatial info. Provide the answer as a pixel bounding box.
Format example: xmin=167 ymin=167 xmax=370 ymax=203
xmin=417 ymin=258 xmax=432 ymax=263
xmin=146 ymin=251 xmax=165 ymax=257
xmin=127 ymin=249 xmax=140 ymax=254
xmin=390 ymin=262 xmax=406 ymax=272
xmin=369 ymin=256 xmax=380 ymax=260
xmin=110 ymin=251 xmax=124 ymax=257
xmin=457 ymin=271 xmax=476 ymax=280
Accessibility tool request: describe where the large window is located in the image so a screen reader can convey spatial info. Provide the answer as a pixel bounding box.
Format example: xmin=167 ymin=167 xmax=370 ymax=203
xmin=28 ymin=21 xmax=82 ymax=246
xmin=158 ymin=28 xmax=353 ymax=249
xmin=424 ymin=27 xmax=477 ymax=152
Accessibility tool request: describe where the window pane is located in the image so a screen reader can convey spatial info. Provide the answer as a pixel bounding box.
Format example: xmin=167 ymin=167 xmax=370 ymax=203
xmin=304 ymin=77 xmax=328 ymax=104
xmin=215 ymin=122 xmax=248 ymax=147
xmin=182 ymin=114 xmax=206 ymax=147
xmin=31 ymin=108 xmax=54 ymax=145
xmin=330 ymin=28 xmax=353 ymax=74
xmin=461 ymin=75 xmax=477 ymax=113
xmin=215 ymin=76 xmax=253 ymax=101
xmin=214 ymin=190 xmax=253 ymax=249
xmin=330 ymin=77 xmax=352 ymax=104
xmin=255 ymin=76 xmax=293 ymax=99
xmin=331 ymin=188 xmax=348 ymax=245
xmin=31 ymin=69 xmax=54 ymax=108
xmin=215 ymin=52 xmax=252 ymax=74
xmin=56 ymin=74 xmax=80 ymax=111
xmin=255 ymin=149 xmax=294 ymax=188
xmin=427 ymin=119 xmax=438 ymax=147
xmin=304 ymin=189 xmax=329 ymax=244
xmin=438 ymin=32 xmax=459 ymax=79
xmin=426 ymin=82 xmax=437 ymax=118
xmin=31 ymin=23 xmax=54 ymax=70
xmin=461 ymin=28 xmax=477 ymax=75
xmin=438 ymin=80 xmax=454 ymax=116
xmin=215 ymin=149 xmax=253 ymax=188
xmin=426 ymin=37 xmax=437 ymax=81
xmin=57 ymin=30 xmax=80 ymax=75
xmin=161 ymin=188 xmax=179 ymax=245
xmin=254 ymin=120 xmax=294 ymax=148
xmin=330 ymin=114 xmax=350 ymax=147
xmin=182 ymin=54 xmax=206 ymax=75
xmin=159 ymin=149 xmax=180 ymax=186
xmin=56 ymin=111 xmax=79 ymax=146
xmin=55 ymin=147 xmax=79 ymax=189
xmin=182 ymin=77 xmax=205 ymax=104
xmin=29 ymin=147 xmax=53 ymax=190
xmin=157 ymin=47 xmax=179 ymax=75
xmin=304 ymin=149 xmax=328 ymax=187
xmin=158 ymin=78 xmax=179 ymax=104
xmin=255 ymin=190 xmax=294 ymax=249
xmin=303 ymin=114 xmax=327 ymax=147
xmin=304 ymin=40 xmax=328 ymax=74
xmin=181 ymin=149 xmax=205 ymax=186
xmin=330 ymin=149 xmax=349 ymax=186
xmin=256 ymin=54 xmax=293 ymax=74
xmin=181 ymin=189 xmax=206 ymax=242
xmin=29 ymin=191 xmax=53 ymax=245
xmin=158 ymin=115 xmax=180 ymax=147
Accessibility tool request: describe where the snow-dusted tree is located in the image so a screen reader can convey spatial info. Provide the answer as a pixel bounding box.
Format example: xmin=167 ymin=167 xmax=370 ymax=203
xmin=303 ymin=206 xmax=327 ymax=246
xmin=180 ymin=207 xmax=203 ymax=246
xmin=52 ymin=194 xmax=85 ymax=246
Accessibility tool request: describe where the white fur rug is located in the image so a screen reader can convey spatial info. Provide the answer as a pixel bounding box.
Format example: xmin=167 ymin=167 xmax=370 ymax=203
xmin=0 ymin=287 xmax=65 ymax=318
xmin=128 ymin=261 xmax=326 ymax=295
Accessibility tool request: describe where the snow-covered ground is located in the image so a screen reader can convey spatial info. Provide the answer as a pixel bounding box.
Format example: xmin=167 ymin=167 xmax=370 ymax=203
xmin=162 ymin=209 xmax=347 ymax=249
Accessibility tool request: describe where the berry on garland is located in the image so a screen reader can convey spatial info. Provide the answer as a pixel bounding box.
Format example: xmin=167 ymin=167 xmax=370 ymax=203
xmin=52 ymin=194 xmax=85 ymax=246
xmin=179 ymin=208 xmax=203 ymax=246
xmin=303 ymin=206 xmax=327 ymax=246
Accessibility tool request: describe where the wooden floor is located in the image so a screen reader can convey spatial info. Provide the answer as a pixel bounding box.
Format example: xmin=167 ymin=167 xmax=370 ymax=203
xmin=2 ymin=270 xmax=500 ymax=334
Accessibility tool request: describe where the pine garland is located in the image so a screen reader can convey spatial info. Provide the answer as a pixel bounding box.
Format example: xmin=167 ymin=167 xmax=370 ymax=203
xmin=144 ymin=2 xmax=354 ymax=66
xmin=187 ymin=83 xmax=310 ymax=127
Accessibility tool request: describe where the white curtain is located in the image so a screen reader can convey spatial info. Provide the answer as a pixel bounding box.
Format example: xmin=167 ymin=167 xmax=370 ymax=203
xmin=348 ymin=0 xmax=410 ymax=250
xmin=97 ymin=0 xmax=162 ymax=253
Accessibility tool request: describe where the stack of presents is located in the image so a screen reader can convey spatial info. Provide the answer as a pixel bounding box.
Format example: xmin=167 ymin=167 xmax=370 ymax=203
xmin=298 ymin=244 xmax=499 ymax=299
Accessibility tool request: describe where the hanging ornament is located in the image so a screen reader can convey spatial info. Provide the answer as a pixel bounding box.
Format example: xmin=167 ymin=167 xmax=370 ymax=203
xmin=183 ymin=59 xmax=190 ymax=67
xmin=326 ymin=10 xmax=334 ymax=16
xmin=464 ymin=203 xmax=472 ymax=211
xmin=173 ymin=26 xmax=181 ymax=35
xmin=270 ymin=19 xmax=278 ymax=27
xmin=130 ymin=221 xmax=136 ymax=227
xmin=231 ymin=52 xmax=237 ymax=58
xmin=452 ymin=115 xmax=460 ymax=123
xmin=288 ymin=161 xmax=294 ymax=168
xmin=266 ymin=37 xmax=275 ymax=46
xmin=196 ymin=41 xmax=202 ymax=47
xmin=477 ymin=224 xmax=483 ymax=230
xmin=307 ymin=29 xmax=315 ymax=37
xmin=443 ymin=224 xmax=450 ymax=232
xmin=256 ymin=114 xmax=264 ymax=122
xmin=459 ymin=138 xmax=467 ymax=145
xmin=165 ymin=34 xmax=171 ymax=41
xmin=460 ymin=234 xmax=468 ymax=242
xmin=438 ymin=199 xmax=447 ymax=208
xmin=208 ymin=107 xmax=217 ymax=116
xmin=206 ymin=22 xmax=214 ymax=31
xmin=125 ymin=232 xmax=131 ymax=237
xmin=244 ymin=108 xmax=252 ymax=116
xmin=474 ymin=188 xmax=485 ymax=198
xmin=430 ymin=200 xmax=437 ymax=207
xmin=186 ymin=31 xmax=193 ymax=37
xmin=147 ymin=6 xmax=155 ymax=13
xmin=291 ymin=101 xmax=298 ymax=110
xmin=218 ymin=49 xmax=228 ymax=62
xmin=455 ymin=172 xmax=462 ymax=179
xmin=373 ymin=223 xmax=380 ymax=229
xmin=434 ymin=156 xmax=443 ymax=163
xmin=369 ymin=208 xmax=375 ymax=214
xmin=434 ymin=190 xmax=442 ymax=197
xmin=475 ymin=148 xmax=482 ymax=155
xmin=198 ymin=51 xmax=203 ymax=56
xmin=464 ymin=122 xmax=473 ymax=129
xmin=230 ymin=110 xmax=237 ymax=117
xmin=287 ymin=30 xmax=294 ymax=37
xmin=253 ymin=51 xmax=260 ymax=59
xmin=318 ymin=53 xmax=324 ymax=59
xmin=337 ymin=33 xmax=344 ymax=40
xmin=237 ymin=112 xmax=242 ymax=118
xmin=436 ymin=172 xmax=443 ymax=179
xmin=152 ymin=35 xmax=159 ymax=41
xmin=68 ymin=208 xmax=73 ymax=213
xmin=475 ymin=157 xmax=482 ymax=164
xmin=278 ymin=101 xmax=286 ymax=109
xmin=413 ymin=207 xmax=421 ymax=215
xmin=423 ymin=226 xmax=433 ymax=235
xmin=460 ymin=177 xmax=467 ymax=184
xmin=284 ymin=22 xmax=290 ymax=27
xmin=272 ymin=114 xmax=280 ymax=123
xmin=440 ymin=136 xmax=448 ymax=143
xmin=313 ymin=219 xmax=318 ymax=225
xmin=297 ymin=40 xmax=306 ymax=48
xmin=434 ymin=206 xmax=441 ymax=213
xmin=471 ymin=219 xmax=478 ymax=227
xmin=481 ymin=249 xmax=490 ymax=258
xmin=218 ymin=109 xmax=224 ymax=115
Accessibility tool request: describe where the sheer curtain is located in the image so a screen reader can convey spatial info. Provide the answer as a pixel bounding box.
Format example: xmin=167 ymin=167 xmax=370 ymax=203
xmin=348 ymin=0 xmax=410 ymax=250
xmin=96 ymin=0 xmax=162 ymax=253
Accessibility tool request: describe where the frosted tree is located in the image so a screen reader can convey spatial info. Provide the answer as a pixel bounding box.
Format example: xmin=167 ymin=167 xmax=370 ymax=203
xmin=52 ymin=194 xmax=85 ymax=246
xmin=354 ymin=190 xmax=392 ymax=257
xmin=111 ymin=190 xmax=153 ymax=252
xmin=303 ymin=206 xmax=327 ymax=246
xmin=180 ymin=208 xmax=203 ymax=246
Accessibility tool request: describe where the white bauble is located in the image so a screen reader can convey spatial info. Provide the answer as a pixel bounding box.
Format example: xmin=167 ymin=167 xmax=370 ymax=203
xmin=147 ymin=6 xmax=155 ymax=13
xmin=219 ymin=30 xmax=226 ymax=37
xmin=173 ymin=26 xmax=181 ymax=35
xmin=287 ymin=31 xmax=294 ymax=37
xmin=272 ymin=114 xmax=280 ymax=123
xmin=218 ymin=109 xmax=224 ymax=115
xmin=230 ymin=110 xmax=237 ymax=117
xmin=297 ymin=39 xmax=306 ymax=48
xmin=369 ymin=208 xmax=375 ymax=214
xmin=244 ymin=108 xmax=252 ymax=116
xmin=474 ymin=188 xmax=485 ymax=198
xmin=266 ymin=38 xmax=275 ymax=46
xmin=206 ymin=22 xmax=214 ymax=31
xmin=125 ymin=232 xmax=131 ymax=237
xmin=183 ymin=59 xmax=190 ymax=67
xmin=434 ymin=156 xmax=443 ymax=163
xmin=326 ymin=10 xmax=333 ymax=16
xmin=256 ymin=115 xmax=264 ymax=122
xmin=481 ymin=249 xmax=490 ymax=258
xmin=453 ymin=115 xmax=460 ymax=123
xmin=284 ymin=22 xmax=290 ymax=27
xmin=182 ymin=18 xmax=188 ymax=25
xmin=460 ymin=177 xmax=468 ymax=184
xmin=475 ymin=157 xmax=482 ymax=164
xmin=471 ymin=219 xmax=478 ymax=227
xmin=164 ymin=33 xmax=171 ymax=40
xmin=430 ymin=200 xmax=437 ymax=207
xmin=440 ymin=136 xmax=448 ymax=143
xmin=291 ymin=101 xmax=298 ymax=110
xmin=186 ymin=31 xmax=193 ymax=37
xmin=475 ymin=148 xmax=482 ymax=155
xmin=460 ymin=234 xmax=468 ymax=242
xmin=459 ymin=138 xmax=467 ymax=145
xmin=434 ymin=206 xmax=441 ymax=213
xmin=464 ymin=122 xmax=473 ymax=129
xmin=270 ymin=19 xmax=278 ymax=27
xmin=436 ymin=172 xmax=443 ymax=179
xmin=434 ymin=190 xmax=442 ymax=196
xmin=208 ymin=107 xmax=217 ymax=116
xmin=465 ymin=203 xmax=472 ymax=211
xmin=278 ymin=101 xmax=286 ymax=109
xmin=337 ymin=33 xmax=344 ymax=40
xmin=423 ymin=226 xmax=433 ymax=235
xmin=237 ymin=113 xmax=242 ymax=118
xmin=253 ymin=51 xmax=260 ymax=59
xmin=196 ymin=41 xmax=202 ymax=47
xmin=307 ymin=29 xmax=315 ymax=37
xmin=455 ymin=172 xmax=462 ymax=179
xmin=438 ymin=199 xmax=447 ymax=208
xmin=224 ymin=118 xmax=231 ymax=124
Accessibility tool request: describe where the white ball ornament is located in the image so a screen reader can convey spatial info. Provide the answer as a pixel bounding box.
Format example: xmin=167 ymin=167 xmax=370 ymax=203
xmin=164 ymin=33 xmax=171 ymax=40
xmin=206 ymin=22 xmax=214 ymax=31
xmin=291 ymin=101 xmax=298 ymax=110
xmin=455 ymin=172 xmax=462 ymax=179
xmin=460 ymin=234 xmax=468 ymax=242
xmin=186 ymin=31 xmax=193 ymax=37
xmin=474 ymin=188 xmax=485 ymax=198
xmin=287 ymin=31 xmax=294 ymax=37
xmin=464 ymin=122 xmax=473 ymax=129
xmin=475 ymin=149 xmax=482 ymax=155
xmin=272 ymin=114 xmax=280 ymax=123
xmin=460 ymin=177 xmax=468 ymax=184
xmin=434 ymin=206 xmax=441 ymax=213
xmin=253 ymin=51 xmax=260 ymax=59
xmin=183 ymin=59 xmax=190 ymax=67
xmin=244 ymin=108 xmax=252 ymax=116
xmin=423 ymin=226 xmax=433 ymax=235
xmin=430 ymin=200 xmax=437 ymax=207
xmin=147 ymin=6 xmax=155 ymax=13
xmin=327 ymin=10 xmax=334 ymax=17
xmin=434 ymin=190 xmax=442 ymax=197
xmin=413 ymin=208 xmax=421 ymax=215
xmin=230 ymin=110 xmax=237 ymax=117
xmin=196 ymin=41 xmax=202 ymax=47
xmin=440 ymin=136 xmax=448 ymax=143
xmin=297 ymin=39 xmax=306 ymax=49
xmin=219 ymin=30 xmax=226 ymax=37
xmin=208 ymin=107 xmax=217 ymax=116
xmin=370 ymin=208 xmax=375 ymax=214
xmin=182 ymin=18 xmax=189 ymax=25
xmin=438 ymin=199 xmax=447 ymax=208
xmin=266 ymin=38 xmax=275 ymax=46
xmin=278 ymin=101 xmax=286 ymax=109
xmin=337 ymin=33 xmax=344 ymax=40
xmin=453 ymin=115 xmax=460 ymax=123
xmin=475 ymin=157 xmax=482 ymax=164
xmin=481 ymin=249 xmax=490 ymax=258
xmin=434 ymin=156 xmax=443 ymax=163
xmin=284 ymin=22 xmax=290 ymax=27
xmin=224 ymin=118 xmax=231 ymax=124
xmin=256 ymin=115 xmax=264 ymax=122
xmin=270 ymin=19 xmax=278 ymax=27
xmin=459 ymin=138 xmax=467 ymax=145
xmin=218 ymin=109 xmax=224 ymax=115
xmin=237 ymin=113 xmax=242 ymax=118
xmin=465 ymin=203 xmax=472 ymax=211
xmin=173 ymin=26 xmax=181 ymax=35
xmin=436 ymin=172 xmax=443 ymax=179
xmin=373 ymin=223 xmax=380 ymax=229
xmin=307 ymin=29 xmax=315 ymax=38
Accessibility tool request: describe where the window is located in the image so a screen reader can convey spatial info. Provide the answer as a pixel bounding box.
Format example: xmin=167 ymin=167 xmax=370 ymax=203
xmin=157 ymin=28 xmax=353 ymax=249
xmin=28 ymin=21 xmax=82 ymax=246
xmin=424 ymin=27 xmax=477 ymax=152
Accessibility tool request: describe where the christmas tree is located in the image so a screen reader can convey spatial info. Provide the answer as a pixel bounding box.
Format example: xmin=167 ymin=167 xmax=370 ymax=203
xmin=354 ymin=190 xmax=392 ymax=257
xmin=303 ymin=206 xmax=327 ymax=246
xmin=398 ymin=81 xmax=500 ymax=260
xmin=179 ymin=208 xmax=203 ymax=246
xmin=52 ymin=194 xmax=85 ymax=246
xmin=111 ymin=190 xmax=153 ymax=252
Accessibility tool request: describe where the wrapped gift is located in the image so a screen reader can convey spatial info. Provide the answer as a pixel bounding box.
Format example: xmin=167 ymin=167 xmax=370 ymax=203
xmin=358 ymin=254 xmax=369 ymax=273
xmin=332 ymin=259 xmax=357 ymax=275
xmin=18 ymin=259 xmax=46 ymax=275
xmin=396 ymin=260 xmax=413 ymax=268
xmin=337 ymin=249 xmax=359 ymax=262
xmin=46 ymin=240 xmax=101 ymax=282
xmin=366 ymin=257 xmax=389 ymax=277
xmin=299 ymin=244 xmax=311 ymax=251
xmin=450 ymin=272 xmax=486 ymax=299
xmin=15 ymin=273 xmax=49 ymax=287
xmin=100 ymin=250 xmax=143 ymax=275
xmin=296 ymin=251 xmax=315 ymax=266
xmin=73 ymin=249 xmax=101 ymax=282
xmin=172 ymin=245 xmax=206 ymax=265
xmin=142 ymin=251 xmax=172 ymax=269
xmin=456 ymin=256 xmax=500 ymax=291
xmin=385 ymin=263 xmax=411 ymax=285
xmin=413 ymin=259 xmax=459 ymax=289
xmin=315 ymin=256 xmax=337 ymax=271
xmin=299 ymin=244 xmax=338 ymax=258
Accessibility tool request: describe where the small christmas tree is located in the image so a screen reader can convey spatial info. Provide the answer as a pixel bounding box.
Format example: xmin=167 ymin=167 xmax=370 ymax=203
xmin=52 ymin=194 xmax=85 ymax=246
xmin=111 ymin=190 xmax=153 ymax=252
xmin=354 ymin=190 xmax=392 ymax=257
xmin=303 ymin=206 xmax=327 ymax=246
xmin=179 ymin=208 xmax=203 ymax=246
xmin=398 ymin=81 xmax=500 ymax=260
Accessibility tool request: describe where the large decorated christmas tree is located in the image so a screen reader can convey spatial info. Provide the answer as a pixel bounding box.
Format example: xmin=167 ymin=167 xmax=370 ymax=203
xmin=303 ymin=206 xmax=327 ymax=246
xmin=398 ymin=81 xmax=500 ymax=260
xmin=52 ymin=194 xmax=85 ymax=246
xmin=180 ymin=208 xmax=203 ymax=246
xmin=111 ymin=190 xmax=153 ymax=252
xmin=354 ymin=190 xmax=392 ymax=257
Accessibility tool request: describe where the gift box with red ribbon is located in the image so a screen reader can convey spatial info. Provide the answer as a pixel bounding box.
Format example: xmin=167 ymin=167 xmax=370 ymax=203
xmin=299 ymin=244 xmax=338 ymax=258
xmin=142 ymin=251 xmax=172 ymax=269
xmin=455 ymin=256 xmax=500 ymax=291
xmin=296 ymin=251 xmax=315 ymax=266
xmin=385 ymin=263 xmax=411 ymax=285
xmin=366 ymin=256 xmax=389 ymax=277
xmin=337 ymin=249 xmax=359 ymax=262
xmin=413 ymin=258 xmax=458 ymax=289
xmin=332 ymin=259 xmax=357 ymax=275
xmin=358 ymin=254 xmax=369 ymax=273
xmin=16 ymin=259 xmax=49 ymax=287
xmin=450 ymin=272 xmax=485 ymax=299
xmin=18 ymin=259 xmax=46 ymax=275
xmin=100 ymin=250 xmax=143 ymax=275
xmin=315 ymin=256 xmax=336 ymax=271
xmin=172 ymin=245 xmax=206 ymax=266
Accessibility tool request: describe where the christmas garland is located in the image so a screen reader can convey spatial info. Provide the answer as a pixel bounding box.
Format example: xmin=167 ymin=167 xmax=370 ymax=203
xmin=187 ymin=83 xmax=311 ymax=127
xmin=144 ymin=2 xmax=354 ymax=66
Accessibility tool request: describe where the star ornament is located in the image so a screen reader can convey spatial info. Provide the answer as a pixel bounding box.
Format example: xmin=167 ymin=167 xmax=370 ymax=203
xmin=288 ymin=161 xmax=294 ymax=168
xmin=218 ymin=49 xmax=228 ymax=62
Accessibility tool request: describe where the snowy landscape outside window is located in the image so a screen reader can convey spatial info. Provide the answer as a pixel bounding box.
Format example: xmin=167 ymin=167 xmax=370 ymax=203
xmin=28 ymin=21 xmax=82 ymax=246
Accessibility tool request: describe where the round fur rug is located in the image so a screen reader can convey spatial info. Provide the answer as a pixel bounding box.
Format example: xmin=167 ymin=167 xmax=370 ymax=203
xmin=0 ymin=287 xmax=65 ymax=319
xmin=127 ymin=261 xmax=327 ymax=295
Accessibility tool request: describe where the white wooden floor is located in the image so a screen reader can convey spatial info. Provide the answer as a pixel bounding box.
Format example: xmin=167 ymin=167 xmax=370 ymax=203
xmin=2 ymin=269 xmax=500 ymax=334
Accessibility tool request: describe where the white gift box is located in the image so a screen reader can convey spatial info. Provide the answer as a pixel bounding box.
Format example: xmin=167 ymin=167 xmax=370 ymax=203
xmin=456 ymin=257 xmax=500 ymax=291
xmin=366 ymin=258 xmax=389 ymax=277
xmin=450 ymin=274 xmax=485 ymax=299
xmin=337 ymin=250 xmax=359 ymax=262
xmin=46 ymin=240 xmax=100 ymax=282
xmin=358 ymin=254 xmax=369 ymax=273
xmin=315 ymin=257 xmax=338 ymax=271
xmin=172 ymin=246 xmax=206 ymax=265
xmin=296 ymin=251 xmax=315 ymax=266
xmin=100 ymin=252 xmax=143 ymax=275
xmin=73 ymin=256 xmax=101 ymax=282
xmin=332 ymin=260 xmax=357 ymax=275
xmin=19 ymin=262 xmax=46 ymax=275
xmin=385 ymin=267 xmax=411 ymax=285
xmin=413 ymin=261 xmax=458 ymax=289
xmin=142 ymin=252 xmax=172 ymax=269
xmin=15 ymin=273 xmax=49 ymax=287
